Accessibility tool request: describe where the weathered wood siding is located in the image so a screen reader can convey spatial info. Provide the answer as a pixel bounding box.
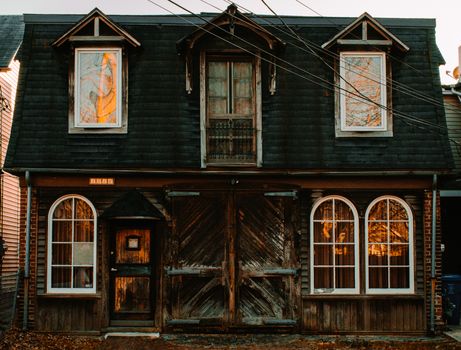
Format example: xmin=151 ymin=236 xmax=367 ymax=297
xmin=444 ymin=94 xmax=461 ymax=171
xmin=1 ymin=59 xmax=21 ymax=277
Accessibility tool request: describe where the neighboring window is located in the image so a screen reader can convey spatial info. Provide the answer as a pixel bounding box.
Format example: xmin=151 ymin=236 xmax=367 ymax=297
xmin=75 ymin=48 xmax=122 ymax=128
xmin=340 ymin=52 xmax=386 ymax=131
xmin=310 ymin=196 xmax=359 ymax=294
xmin=202 ymin=54 xmax=261 ymax=166
xmin=47 ymin=195 xmax=97 ymax=293
xmin=366 ymin=196 xmax=414 ymax=294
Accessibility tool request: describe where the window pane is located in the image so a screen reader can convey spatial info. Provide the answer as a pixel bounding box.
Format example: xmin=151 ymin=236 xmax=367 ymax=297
xmin=368 ymin=222 xmax=388 ymax=243
xmin=390 ymin=267 xmax=409 ymax=288
xmin=73 ymin=267 xmax=93 ymax=288
xmin=389 ymin=199 xmax=408 ymax=220
xmin=390 ymin=245 xmax=409 ymax=265
xmin=368 ymin=200 xmax=387 ymax=221
xmin=314 ymin=267 xmax=333 ymax=289
xmin=314 ymin=222 xmax=333 ymax=243
xmin=52 ymin=266 xmax=72 ymax=288
xmin=314 ymin=244 xmax=332 ymax=265
xmin=335 ymin=267 xmax=355 ymax=288
xmin=336 ymin=222 xmax=354 ymax=243
xmin=369 ymin=267 xmax=388 ymax=288
xmin=314 ymin=200 xmax=333 ymax=220
xmin=74 ymin=243 xmax=94 ymax=265
xmin=343 ymin=55 xmax=383 ymax=128
xmin=52 ymin=243 xmax=72 ymax=265
xmin=368 ymin=244 xmax=388 ymax=266
xmin=79 ymin=51 xmax=118 ymax=125
xmin=75 ymin=199 xmax=93 ymax=219
xmin=53 ymin=199 xmax=73 ymax=219
xmin=53 ymin=221 xmax=72 ymax=242
xmin=389 ymin=221 xmax=409 ymax=243
xmin=209 ymin=98 xmax=227 ymax=114
xmin=75 ymin=221 xmax=94 ymax=242
xmin=335 ymin=244 xmax=354 ymax=265
xmin=335 ymin=200 xmax=353 ymax=221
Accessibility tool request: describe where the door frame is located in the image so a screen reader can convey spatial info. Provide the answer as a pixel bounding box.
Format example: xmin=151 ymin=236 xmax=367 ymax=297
xmin=109 ymin=220 xmax=156 ymax=323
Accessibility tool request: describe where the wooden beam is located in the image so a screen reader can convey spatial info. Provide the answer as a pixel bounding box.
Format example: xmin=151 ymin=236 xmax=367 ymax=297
xmin=337 ymin=39 xmax=392 ymax=46
xmin=68 ymin=35 xmax=125 ymax=42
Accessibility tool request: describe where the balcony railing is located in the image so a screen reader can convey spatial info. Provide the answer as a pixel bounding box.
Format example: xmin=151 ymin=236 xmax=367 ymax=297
xmin=207 ymin=118 xmax=255 ymax=164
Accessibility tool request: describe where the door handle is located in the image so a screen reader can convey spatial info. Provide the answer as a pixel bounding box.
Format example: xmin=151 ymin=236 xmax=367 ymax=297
xmin=111 ymin=268 xmax=118 ymax=272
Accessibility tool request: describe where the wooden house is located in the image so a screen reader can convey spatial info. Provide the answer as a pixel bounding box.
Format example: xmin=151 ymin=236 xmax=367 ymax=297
xmin=0 ymin=15 xmax=23 ymax=331
xmin=0 ymin=15 xmax=23 ymax=279
xmin=440 ymin=46 xmax=461 ymax=306
xmin=4 ymin=6 xmax=453 ymax=334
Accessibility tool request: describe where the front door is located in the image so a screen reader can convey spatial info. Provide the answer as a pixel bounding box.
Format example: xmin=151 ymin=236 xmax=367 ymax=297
xmin=167 ymin=190 xmax=298 ymax=329
xmin=110 ymin=226 xmax=153 ymax=321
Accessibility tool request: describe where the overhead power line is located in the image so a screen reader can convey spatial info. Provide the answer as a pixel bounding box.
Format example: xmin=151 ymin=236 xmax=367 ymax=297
xmin=145 ymin=0 xmax=460 ymax=148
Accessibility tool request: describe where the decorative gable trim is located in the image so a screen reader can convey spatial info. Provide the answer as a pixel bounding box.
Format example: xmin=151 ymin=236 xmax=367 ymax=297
xmin=322 ymin=12 xmax=409 ymax=52
xmin=51 ymin=8 xmax=140 ymax=48
xmin=177 ymin=4 xmax=284 ymax=53
xmin=177 ymin=4 xmax=284 ymax=94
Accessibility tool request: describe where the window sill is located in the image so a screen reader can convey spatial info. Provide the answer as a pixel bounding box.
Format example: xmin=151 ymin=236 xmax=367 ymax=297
xmin=37 ymin=292 xmax=101 ymax=300
xmin=304 ymin=294 xmax=424 ymax=300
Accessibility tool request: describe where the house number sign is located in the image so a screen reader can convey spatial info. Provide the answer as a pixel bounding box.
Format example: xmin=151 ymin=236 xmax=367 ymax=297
xmin=89 ymin=177 xmax=115 ymax=185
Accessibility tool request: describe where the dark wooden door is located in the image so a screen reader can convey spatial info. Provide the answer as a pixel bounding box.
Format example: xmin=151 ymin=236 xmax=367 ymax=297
xmin=167 ymin=190 xmax=297 ymax=329
xmin=167 ymin=192 xmax=227 ymax=326
xmin=110 ymin=227 xmax=153 ymax=321
xmin=236 ymin=193 xmax=298 ymax=326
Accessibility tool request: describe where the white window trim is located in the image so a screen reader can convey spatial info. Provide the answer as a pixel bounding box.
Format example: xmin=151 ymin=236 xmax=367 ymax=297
xmin=365 ymin=195 xmax=414 ymax=294
xmin=339 ymin=51 xmax=387 ymax=132
xmin=310 ymin=195 xmax=360 ymax=295
xmin=47 ymin=194 xmax=97 ymax=294
xmin=74 ymin=47 xmax=122 ymax=128
xmin=200 ymin=51 xmax=262 ymax=168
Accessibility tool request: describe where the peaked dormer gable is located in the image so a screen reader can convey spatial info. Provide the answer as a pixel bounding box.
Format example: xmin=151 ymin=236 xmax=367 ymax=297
xmin=177 ymin=4 xmax=284 ymax=54
xmin=322 ymin=12 xmax=409 ymax=52
xmin=51 ymin=8 xmax=140 ymax=48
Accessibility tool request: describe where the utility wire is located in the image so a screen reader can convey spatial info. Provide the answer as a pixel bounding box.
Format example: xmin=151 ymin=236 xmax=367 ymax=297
xmin=218 ymin=0 xmax=461 ymax=114
xmin=146 ymin=0 xmax=460 ymax=142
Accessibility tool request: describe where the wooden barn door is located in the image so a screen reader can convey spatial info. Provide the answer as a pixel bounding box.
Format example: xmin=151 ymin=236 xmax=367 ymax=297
xmin=167 ymin=192 xmax=228 ymax=327
xmin=235 ymin=192 xmax=298 ymax=326
xmin=110 ymin=226 xmax=154 ymax=322
xmin=167 ymin=190 xmax=298 ymax=329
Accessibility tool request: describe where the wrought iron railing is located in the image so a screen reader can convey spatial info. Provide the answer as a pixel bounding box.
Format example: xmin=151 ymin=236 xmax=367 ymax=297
xmin=207 ymin=118 xmax=255 ymax=163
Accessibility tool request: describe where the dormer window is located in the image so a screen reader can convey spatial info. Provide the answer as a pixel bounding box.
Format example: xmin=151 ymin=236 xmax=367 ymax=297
xmin=75 ymin=48 xmax=122 ymax=128
xmin=52 ymin=8 xmax=140 ymax=134
xmin=177 ymin=4 xmax=284 ymax=167
xmin=339 ymin=51 xmax=387 ymax=131
xmin=323 ymin=13 xmax=409 ymax=137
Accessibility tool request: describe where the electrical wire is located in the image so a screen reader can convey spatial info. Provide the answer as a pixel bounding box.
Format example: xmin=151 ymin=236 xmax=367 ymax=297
xmin=145 ymin=0 xmax=460 ymax=147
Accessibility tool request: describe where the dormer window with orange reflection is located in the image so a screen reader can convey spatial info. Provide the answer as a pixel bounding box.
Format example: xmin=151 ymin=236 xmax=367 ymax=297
xmin=75 ymin=48 xmax=121 ymax=128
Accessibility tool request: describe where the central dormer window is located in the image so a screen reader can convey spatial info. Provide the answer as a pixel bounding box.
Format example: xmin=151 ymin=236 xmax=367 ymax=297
xmin=205 ymin=55 xmax=258 ymax=165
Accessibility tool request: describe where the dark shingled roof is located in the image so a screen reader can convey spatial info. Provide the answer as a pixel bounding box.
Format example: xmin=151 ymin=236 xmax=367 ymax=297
xmin=4 ymin=11 xmax=453 ymax=173
xmin=0 ymin=16 xmax=24 ymax=68
xmin=100 ymin=190 xmax=163 ymax=219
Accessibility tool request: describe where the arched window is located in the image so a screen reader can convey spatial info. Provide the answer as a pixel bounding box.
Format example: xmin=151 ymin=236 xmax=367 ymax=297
xmin=47 ymin=195 xmax=97 ymax=293
xmin=310 ymin=196 xmax=359 ymax=294
xmin=365 ymin=196 xmax=414 ymax=294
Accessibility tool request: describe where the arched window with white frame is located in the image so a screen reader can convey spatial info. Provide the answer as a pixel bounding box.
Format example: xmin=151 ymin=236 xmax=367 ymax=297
xmin=310 ymin=196 xmax=359 ymax=294
xmin=365 ymin=196 xmax=414 ymax=294
xmin=47 ymin=195 xmax=97 ymax=294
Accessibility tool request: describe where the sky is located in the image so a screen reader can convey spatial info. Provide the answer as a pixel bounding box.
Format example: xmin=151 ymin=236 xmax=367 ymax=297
xmin=1 ymin=0 xmax=460 ymax=84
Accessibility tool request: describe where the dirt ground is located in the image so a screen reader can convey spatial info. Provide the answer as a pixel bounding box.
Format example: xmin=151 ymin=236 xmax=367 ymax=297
xmin=2 ymin=328 xmax=461 ymax=350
